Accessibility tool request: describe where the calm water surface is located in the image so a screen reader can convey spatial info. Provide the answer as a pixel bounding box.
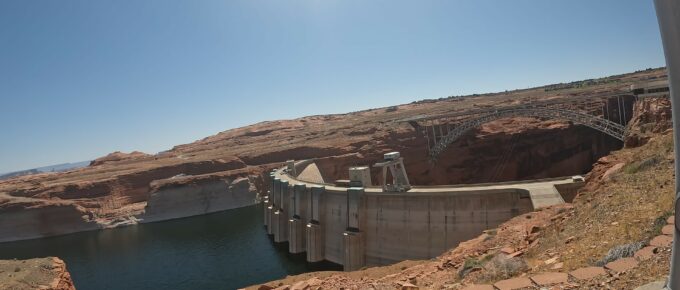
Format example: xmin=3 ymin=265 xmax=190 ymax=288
xmin=0 ymin=204 xmax=340 ymax=290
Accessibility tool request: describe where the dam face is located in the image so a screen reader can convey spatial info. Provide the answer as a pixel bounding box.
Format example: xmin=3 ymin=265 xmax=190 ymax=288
xmin=264 ymin=160 xmax=578 ymax=271
xmin=361 ymin=189 xmax=532 ymax=266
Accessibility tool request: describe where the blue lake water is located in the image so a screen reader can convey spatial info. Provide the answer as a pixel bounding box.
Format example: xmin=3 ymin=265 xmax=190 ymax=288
xmin=0 ymin=204 xmax=340 ymax=289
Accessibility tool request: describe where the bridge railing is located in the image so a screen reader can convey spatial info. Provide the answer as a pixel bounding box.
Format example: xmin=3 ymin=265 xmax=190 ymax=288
xmin=416 ymin=94 xmax=634 ymax=160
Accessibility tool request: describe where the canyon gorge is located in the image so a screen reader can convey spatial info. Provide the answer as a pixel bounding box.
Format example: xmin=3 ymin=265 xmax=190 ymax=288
xmin=0 ymin=68 xmax=671 ymax=289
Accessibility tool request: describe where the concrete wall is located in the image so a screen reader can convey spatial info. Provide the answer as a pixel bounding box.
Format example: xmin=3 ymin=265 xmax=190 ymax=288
xmin=362 ymin=189 xmax=531 ymax=266
xmin=264 ymin=174 xmax=534 ymax=271
xmin=322 ymin=189 xmax=350 ymax=265
xmin=554 ymin=181 xmax=584 ymax=203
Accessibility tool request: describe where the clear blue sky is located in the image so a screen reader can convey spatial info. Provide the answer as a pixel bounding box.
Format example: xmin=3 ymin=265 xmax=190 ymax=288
xmin=0 ymin=0 xmax=666 ymax=173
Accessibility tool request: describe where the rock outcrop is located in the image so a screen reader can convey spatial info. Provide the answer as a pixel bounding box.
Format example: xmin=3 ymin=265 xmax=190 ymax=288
xmin=625 ymin=96 xmax=673 ymax=147
xmin=0 ymin=257 xmax=76 ymax=290
xmin=89 ymin=151 xmax=151 ymax=166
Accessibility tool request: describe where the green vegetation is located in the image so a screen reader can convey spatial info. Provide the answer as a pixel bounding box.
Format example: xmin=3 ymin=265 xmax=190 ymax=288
xmin=623 ymin=156 xmax=660 ymax=174
xmin=480 ymin=255 xmax=528 ymax=282
xmin=596 ymin=241 xmax=645 ymax=266
xmin=651 ymin=211 xmax=674 ymax=236
xmin=458 ymin=258 xmax=484 ymax=278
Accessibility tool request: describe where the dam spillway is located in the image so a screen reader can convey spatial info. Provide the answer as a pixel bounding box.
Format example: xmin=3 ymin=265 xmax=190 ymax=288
xmin=263 ymin=159 xmax=583 ymax=271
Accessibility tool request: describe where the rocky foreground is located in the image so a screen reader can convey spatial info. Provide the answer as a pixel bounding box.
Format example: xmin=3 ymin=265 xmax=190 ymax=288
xmin=0 ymin=257 xmax=75 ymax=290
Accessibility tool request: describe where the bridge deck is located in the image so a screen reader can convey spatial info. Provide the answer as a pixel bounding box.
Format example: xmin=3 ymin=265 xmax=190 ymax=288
xmin=400 ymin=92 xmax=635 ymax=160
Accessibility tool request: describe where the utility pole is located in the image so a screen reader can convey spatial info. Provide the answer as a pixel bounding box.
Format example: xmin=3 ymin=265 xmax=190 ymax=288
xmin=654 ymin=0 xmax=680 ymax=289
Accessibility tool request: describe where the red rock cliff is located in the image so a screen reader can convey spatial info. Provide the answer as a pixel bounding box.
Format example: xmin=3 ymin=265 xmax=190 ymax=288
xmin=0 ymin=68 xmax=668 ymax=242
xmin=0 ymin=257 xmax=76 ymax=290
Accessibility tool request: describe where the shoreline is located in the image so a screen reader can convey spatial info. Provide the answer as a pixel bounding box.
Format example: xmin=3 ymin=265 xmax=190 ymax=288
xmin=0 ymin=196 xmax=259 ymax=244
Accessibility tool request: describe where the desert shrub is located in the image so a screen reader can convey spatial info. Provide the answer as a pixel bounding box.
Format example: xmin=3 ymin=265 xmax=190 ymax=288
xmin=663 ymin=137 xmax=674 ymax=152
xmin=623 ymin=163 xmax=640 ymax=174
xmin=624 ymin=156 xmax=659 ymax=174
xmin=385 ymin=106 xmax=398 ymax=112
xmin=638 ymin=156 xmax=660 ymax=170
xmin=596 ymin=241 xmax=645 ymax=266
xmin=458 ymin=258 xmax=483 ymax=278
xmin=479 ymin=255 xmax=528 ymax=282
xmin=652 ymin=211 xmax=674 ymax=236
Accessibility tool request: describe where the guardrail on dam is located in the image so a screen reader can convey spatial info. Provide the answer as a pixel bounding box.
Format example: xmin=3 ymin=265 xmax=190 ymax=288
xmin=262 ymin=159 xmax=583 ymax=271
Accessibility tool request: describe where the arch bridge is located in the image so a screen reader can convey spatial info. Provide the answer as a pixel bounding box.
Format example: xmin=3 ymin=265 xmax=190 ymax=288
xmin=402 ymin=93 xmax=636 ymax=160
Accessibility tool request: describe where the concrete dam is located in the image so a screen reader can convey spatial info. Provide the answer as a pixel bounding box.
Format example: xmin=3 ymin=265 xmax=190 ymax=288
xmin=262 ymin=156 xmax=583 ymax=271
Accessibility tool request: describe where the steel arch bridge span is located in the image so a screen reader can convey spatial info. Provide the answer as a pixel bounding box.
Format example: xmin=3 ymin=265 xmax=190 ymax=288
xmin=428 ymin=107 xmax=626 ymax=160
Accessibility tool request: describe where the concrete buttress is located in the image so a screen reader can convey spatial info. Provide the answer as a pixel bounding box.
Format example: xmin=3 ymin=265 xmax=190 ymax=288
xmin=343 ymin=187 xmax=366 ymax=271
xmin=289 ymin=184 xmax=308 ymax=253
xmin=306 ymin=186 xmax=325 ymax=262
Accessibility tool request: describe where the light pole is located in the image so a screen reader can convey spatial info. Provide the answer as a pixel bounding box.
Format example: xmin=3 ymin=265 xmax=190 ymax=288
xmin=654 ymin=0 xmax=680 ymax=289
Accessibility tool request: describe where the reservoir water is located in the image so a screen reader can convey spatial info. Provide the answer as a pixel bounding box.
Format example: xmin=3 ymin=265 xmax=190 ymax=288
xmin=0 ymin=204 xmax=341 ymax=289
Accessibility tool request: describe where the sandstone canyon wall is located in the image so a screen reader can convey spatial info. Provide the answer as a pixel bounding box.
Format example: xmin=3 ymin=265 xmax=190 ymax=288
xmin=0 ymin=156 xmax=269 ymax=242
xmin=0 ymin=68 xmax=668 ymax=243
xmin=312 ymin=119 xmax=623 ymax=186
xmin=141 ymin=176 xmax=258 ymax=223
xmin=0 ymin=198 xmax=99 ymax=243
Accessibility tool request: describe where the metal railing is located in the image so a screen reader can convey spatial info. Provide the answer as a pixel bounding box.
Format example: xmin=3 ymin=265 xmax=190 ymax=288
xmin=427 ymin=106 xmax=627 ymax=159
